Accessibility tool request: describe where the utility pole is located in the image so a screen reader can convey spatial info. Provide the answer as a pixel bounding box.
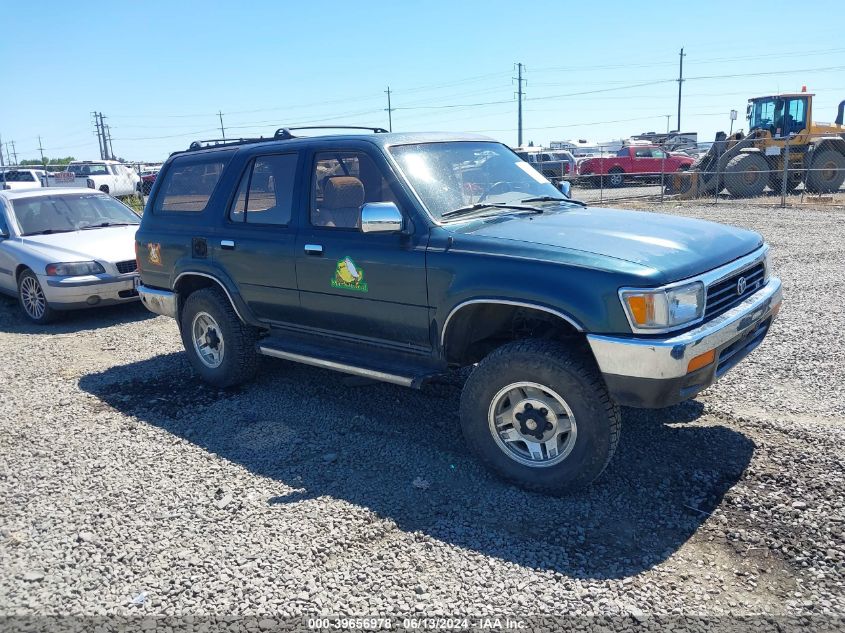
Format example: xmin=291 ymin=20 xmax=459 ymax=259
xmin=0 ymin=133 xmax=4 ymax=168
xmin=676 ymin=47 xmax=685 ymax=132
xmin=384 ymin=87 xmax=393 ymax=132
xmin=10 ymin=140 xmax=17 ymax=165
xmin=38 ymin=136 xmax=49 ymax=186
xmin=105 ymin=123 xmax=114 ymax=160
xmin=93 ymin=112 xmax=104 ymax=159
xmin=514 ymin=62 xmax=525 ymax=147
xmin=218 ymin=110 xmax=226 ymax=141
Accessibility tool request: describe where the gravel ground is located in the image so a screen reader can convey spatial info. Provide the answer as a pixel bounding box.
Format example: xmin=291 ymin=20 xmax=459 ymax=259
xmin=1 ymin=201 xmax=844 ymax=627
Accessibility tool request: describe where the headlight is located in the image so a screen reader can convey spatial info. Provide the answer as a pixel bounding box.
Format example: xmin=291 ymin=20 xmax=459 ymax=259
xmin=763 ymin=251 xmax=771 ymax=282
xmin=45 ymin=261 xmax=105 ymax=276
xmin=620 ymin=281 xmax=705 ymax=332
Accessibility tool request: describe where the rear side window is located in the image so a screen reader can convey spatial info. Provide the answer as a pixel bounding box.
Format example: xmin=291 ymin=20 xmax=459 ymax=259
xmin=229 ymin=154 xmax=298 ymax=225
xmin=154 ymin=154 xmax=231 ymax=213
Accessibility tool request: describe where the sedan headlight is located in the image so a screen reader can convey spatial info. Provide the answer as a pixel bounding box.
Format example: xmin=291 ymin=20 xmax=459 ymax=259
xmin=45 ymin=261 xmax=105 ymax=276
xmin=620 ymin=281 xmax=705 ymax=332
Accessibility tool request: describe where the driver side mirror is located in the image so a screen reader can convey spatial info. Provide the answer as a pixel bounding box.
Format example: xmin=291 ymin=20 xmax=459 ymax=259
xmin=360 ymin=202 xmax=403 ymax=234
xmin=557 ymin=181 xmax=572 ymax=199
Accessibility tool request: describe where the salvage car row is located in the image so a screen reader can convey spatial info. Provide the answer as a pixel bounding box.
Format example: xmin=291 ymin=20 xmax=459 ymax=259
xmin=0 ymin=129 xmax=782 ymax=495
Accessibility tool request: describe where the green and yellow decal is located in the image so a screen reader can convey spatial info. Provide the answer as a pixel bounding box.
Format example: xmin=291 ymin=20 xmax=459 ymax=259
xmin=331 ymin=256 xmax=368 ymax=292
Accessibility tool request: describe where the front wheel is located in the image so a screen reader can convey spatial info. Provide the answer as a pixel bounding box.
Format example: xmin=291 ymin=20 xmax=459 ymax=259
xmin=460 ymin=339 xmax=620 ymax=494
xmin=180 ymin=287 xmax=259 ymax=387
xmin=17 ymin=269 xmax=59 ymax=324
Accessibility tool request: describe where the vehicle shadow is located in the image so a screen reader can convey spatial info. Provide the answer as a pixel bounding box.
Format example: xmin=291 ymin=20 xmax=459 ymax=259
xmin=0 ymin=293 xmax=155 ymax=334
xmin=78 ymin=352 xmax=754 ymax=580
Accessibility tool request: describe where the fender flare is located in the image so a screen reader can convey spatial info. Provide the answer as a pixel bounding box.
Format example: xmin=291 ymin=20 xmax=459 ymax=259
xmin=439 ymin=298 xmax=585 ymax=348
xmin=172 ymin=267 xmax=263 ymax=328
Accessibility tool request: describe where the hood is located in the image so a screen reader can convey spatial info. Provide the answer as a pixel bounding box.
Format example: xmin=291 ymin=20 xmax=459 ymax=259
xmin=449 ymin=206 xmax=763 ymax=283
xmin=19 ymin=225 xmax=138 ymax=265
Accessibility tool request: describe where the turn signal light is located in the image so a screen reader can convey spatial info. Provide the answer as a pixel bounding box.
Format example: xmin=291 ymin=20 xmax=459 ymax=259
xmin=687 ymin=349 xmax=716 ymax=373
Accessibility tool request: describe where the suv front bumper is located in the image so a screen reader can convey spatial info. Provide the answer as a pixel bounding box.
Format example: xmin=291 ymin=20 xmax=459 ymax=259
xmin=587 ymin=277 xmax=782 ymax=408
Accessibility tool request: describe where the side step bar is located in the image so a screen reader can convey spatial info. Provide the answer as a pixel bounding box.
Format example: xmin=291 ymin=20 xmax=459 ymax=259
xmin=258 ymin=345 xmax=415 ymax=387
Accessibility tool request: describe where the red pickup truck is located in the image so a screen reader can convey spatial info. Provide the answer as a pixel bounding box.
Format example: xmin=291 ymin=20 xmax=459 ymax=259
xmin=578 ymin=145 xmax=694 ymax=187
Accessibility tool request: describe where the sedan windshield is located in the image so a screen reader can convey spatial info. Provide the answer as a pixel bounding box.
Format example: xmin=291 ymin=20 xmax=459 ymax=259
xmin=390 ymin=141 xmax=565 ymax=221
xmin=10 ymin=194 xmax=140 ymax=236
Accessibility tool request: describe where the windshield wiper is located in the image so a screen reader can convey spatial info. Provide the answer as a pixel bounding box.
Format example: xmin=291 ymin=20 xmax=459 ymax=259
xmin=521 ymin=195 xmax=587 ymax=207
xmin=22 ymin=228 xmax=76 ymax=236
xmin=79 ymin=221 xmax=139 ymax=230
xmin=441 ymin=202 xmax=544 ymax=220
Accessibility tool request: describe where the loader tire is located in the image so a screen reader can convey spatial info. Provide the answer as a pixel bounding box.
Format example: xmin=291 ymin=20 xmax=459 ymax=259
xmin=724 ymin=153 xmax=769 ymax=198
xmin=805 ymin=149 xmax=845 ymax=194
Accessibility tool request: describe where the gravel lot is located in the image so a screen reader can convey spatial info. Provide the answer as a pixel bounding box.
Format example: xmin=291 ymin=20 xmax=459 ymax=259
xmin=1 ymin=200 xmax=844 ymax=627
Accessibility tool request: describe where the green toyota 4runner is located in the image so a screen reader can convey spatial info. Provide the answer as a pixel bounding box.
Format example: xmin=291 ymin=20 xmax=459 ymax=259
xmin=136 ymin=127 xmax=782 ymax=493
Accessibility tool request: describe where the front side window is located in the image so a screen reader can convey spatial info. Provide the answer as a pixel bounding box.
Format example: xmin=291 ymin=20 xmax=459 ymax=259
xmin=390 ymin=141 xmax=563 ymax=221
xmin=311 ymin=151 xmax=399 ymax=229
xmin=634 ymin=148 xmax=652 ymax=158
xmin=10 ymin=193 xmax=139 ymax=236
xmin=154 ymin=153 xmax=231 ymax=213
xmin=229 ymin=154 xmax=298 ymax=225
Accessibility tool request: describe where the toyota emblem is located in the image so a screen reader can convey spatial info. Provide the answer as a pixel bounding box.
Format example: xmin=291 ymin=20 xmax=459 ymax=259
xmin=736 ymin=276 xmax=747 ymax=296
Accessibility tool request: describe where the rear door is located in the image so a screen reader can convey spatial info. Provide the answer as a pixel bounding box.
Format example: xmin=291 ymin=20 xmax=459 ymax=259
xmin=294 ymin=145 xmax=431 ymax=350
xmin=211 ymin=151 xmax=302 ymax=324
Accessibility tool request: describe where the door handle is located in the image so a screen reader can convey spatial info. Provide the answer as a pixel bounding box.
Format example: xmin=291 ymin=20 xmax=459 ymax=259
xmin=221 ymin=239 xmax=235 ymax=250
xmin=304 ymin=244 xmax=323 ymax=256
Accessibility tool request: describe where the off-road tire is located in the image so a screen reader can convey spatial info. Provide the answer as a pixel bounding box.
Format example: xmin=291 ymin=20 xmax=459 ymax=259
xmin=180 ymin=287 xmax=259 ymax=388
xmin=724 ymin=153 xmax=769 ymax=197
xmin=460 ymin=339 xmax=620 ymax=494
xmin=805 ymin=149 xmax=845 ymax=194
xmin=607 ymin=168 xmax=625 ymax=188
xmin=99 ymin=185 xmax=109 ymax=194
xmin=17 ymin=269 xmax=59 ymax=324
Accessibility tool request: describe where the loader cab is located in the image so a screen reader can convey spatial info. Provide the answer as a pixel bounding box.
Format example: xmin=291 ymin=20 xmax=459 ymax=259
xmin=747 ymin=94 xmax=811 ymax=138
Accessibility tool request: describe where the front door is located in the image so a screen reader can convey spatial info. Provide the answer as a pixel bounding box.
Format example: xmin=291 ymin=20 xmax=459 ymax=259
xmin=294 ymin=148 xmax=430 ymax=351
xmin=212 ymin=152 xmax=301 ymax=323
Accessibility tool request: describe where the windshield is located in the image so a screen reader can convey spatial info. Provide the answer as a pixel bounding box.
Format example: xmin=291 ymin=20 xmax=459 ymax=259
xmin=390 ymin=141 xmax=564 ymax=221
xmin=67 ymin=163 xmax=109 ymax=176
xmin=10 ymin=193 xmax=140 ymax=235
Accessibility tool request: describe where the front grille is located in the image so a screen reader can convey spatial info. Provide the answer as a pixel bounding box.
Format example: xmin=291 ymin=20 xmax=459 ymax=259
xmin=704 ymin=262 xmax=765 ymax=319
xmin=116 ymin=259 xmax=137 ymax=274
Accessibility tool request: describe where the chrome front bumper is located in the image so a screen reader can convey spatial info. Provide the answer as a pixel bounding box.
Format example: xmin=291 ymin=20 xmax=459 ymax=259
xmin=138 ymin=284 xmax=178 ymax=319
xmin=588 ymin=277 xmax=782 ymax=407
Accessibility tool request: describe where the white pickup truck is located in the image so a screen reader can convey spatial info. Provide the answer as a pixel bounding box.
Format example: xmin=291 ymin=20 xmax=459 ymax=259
xmin=54 ymin=161 xmax=140 ymax=197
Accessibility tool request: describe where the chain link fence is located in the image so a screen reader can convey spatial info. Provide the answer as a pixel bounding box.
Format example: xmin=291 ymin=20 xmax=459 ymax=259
xmin=566 ymin=132 xmax=845 ymax=209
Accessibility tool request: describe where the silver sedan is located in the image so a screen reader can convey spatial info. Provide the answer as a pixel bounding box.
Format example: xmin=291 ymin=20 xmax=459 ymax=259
xmin=0 ymin=187 xmax=141 ymax=323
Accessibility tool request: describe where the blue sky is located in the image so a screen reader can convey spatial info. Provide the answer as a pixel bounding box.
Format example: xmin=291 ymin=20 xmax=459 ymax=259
xmin=1 ymin=0 xmax=843 ymax=162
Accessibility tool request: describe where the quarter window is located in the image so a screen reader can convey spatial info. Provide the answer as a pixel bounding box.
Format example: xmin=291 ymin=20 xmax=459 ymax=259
xmin=228 ymin=154 xmax=298 ymax=225
xmin=154 ymin=154 xmax=232 ymax=213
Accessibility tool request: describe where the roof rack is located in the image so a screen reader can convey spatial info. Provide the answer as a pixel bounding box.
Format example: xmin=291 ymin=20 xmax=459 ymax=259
xmin=184 ymin=126 xmax=388 ymax=152
xmin=273 ymin=125 xmax=388 ymax=140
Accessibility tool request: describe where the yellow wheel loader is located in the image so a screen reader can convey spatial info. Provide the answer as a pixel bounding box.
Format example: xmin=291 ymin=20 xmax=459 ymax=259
xmin=668 ymin=92 xmax=845 ymax=198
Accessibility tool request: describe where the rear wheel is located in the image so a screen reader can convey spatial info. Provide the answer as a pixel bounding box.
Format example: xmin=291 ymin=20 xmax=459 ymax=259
xmin=180 ymin=287 xmax=259 ymax=387
xmin=99 ymin=185 xmax=109 ymax=194
xmin=459 ymin=339 xmax=620 ymax=494
xmin=724 ymin=153 xmax=769 ymax=197
xmin=805 ymin=149 xmax=845 ymax=194
xmin=17 ymin=269 xmax=59 ymax=324
xmin=607 ymin=168 xmax=625 ymax=188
